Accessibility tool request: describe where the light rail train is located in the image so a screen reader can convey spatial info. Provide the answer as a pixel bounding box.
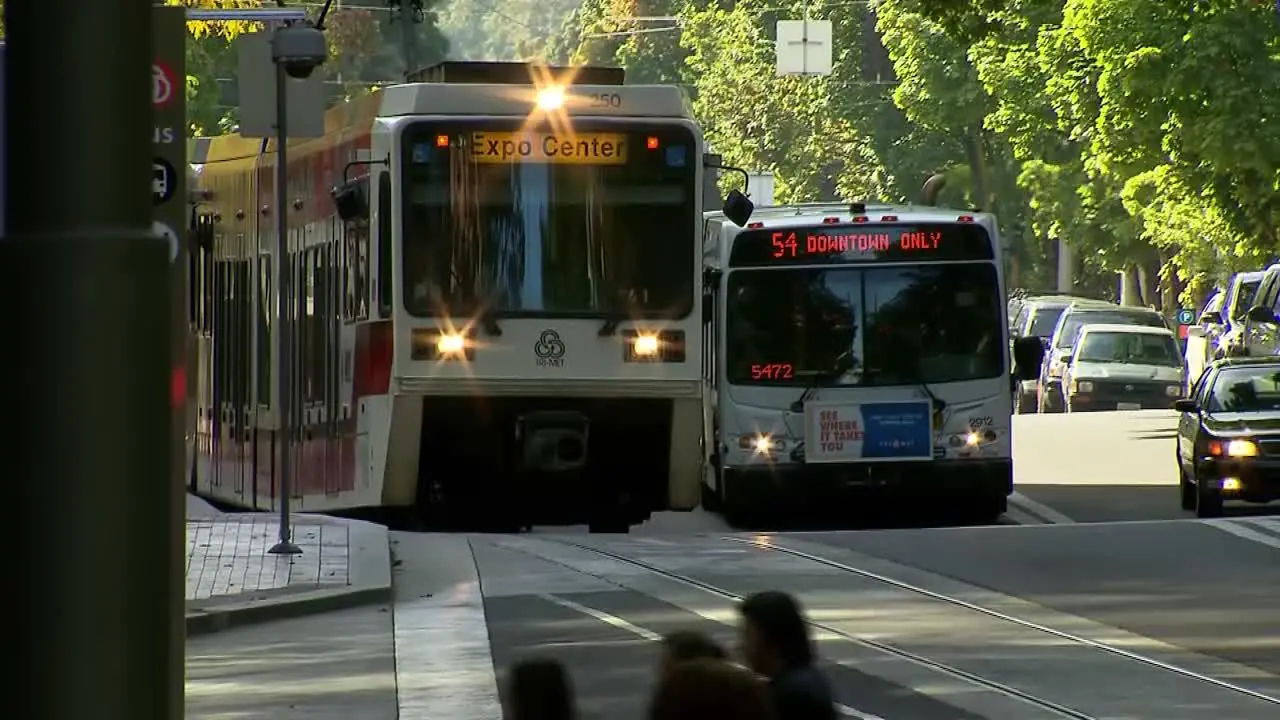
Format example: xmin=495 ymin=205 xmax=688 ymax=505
xmin=187 ymin=62 xmax=741 ymax=531
xmin=700 ymin=180 xmax=1041 ymax=522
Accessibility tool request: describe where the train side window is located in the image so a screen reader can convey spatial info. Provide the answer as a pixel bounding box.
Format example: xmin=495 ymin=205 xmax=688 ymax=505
xmin=257 ymin=255 xmax=272 ymax=407
xmin=376 ymin=171 xmax=392 ymax=318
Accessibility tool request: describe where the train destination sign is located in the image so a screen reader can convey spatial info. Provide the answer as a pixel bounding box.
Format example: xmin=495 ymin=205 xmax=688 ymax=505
xmin=729 ymin=223 xmax=995 ymax=267
xmin=469 ymin=131 xmax=629 ymax=165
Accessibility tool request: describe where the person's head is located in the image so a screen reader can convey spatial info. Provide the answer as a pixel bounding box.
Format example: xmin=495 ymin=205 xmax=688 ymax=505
xmin=649 ymin=658 xmax=776 ymax=720
xmin=738 ymin=591 xmax=815 ymax=677
xmin=503 ymin=657 xmax=576 ymax=720
xmin=658 ymin=630 xmax=727 ymax=677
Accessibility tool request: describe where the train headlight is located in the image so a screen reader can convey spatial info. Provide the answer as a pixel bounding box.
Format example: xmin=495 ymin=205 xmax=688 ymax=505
xmin=436 ymin=333 xmax=467 ymax=355
xmin=632 ymin=334 xmax=660 ymax=357
xmin=623 ymin=330 xmax=685 ymax=362
xmin=535 ymin=87 xmax=566 ymax=111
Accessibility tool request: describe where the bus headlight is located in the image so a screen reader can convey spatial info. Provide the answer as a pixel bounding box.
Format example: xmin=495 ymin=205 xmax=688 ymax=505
xmin=739 ymin=434 xmax=787 ymax=455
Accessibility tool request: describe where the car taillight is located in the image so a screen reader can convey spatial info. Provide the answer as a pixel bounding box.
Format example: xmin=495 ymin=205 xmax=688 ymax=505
xmin=355 ymin=320 xmax=393 ymax=397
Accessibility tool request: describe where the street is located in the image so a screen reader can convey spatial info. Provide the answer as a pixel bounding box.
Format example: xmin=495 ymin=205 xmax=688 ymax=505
xmin=185 ymin=410 xmax=1280 ymax=719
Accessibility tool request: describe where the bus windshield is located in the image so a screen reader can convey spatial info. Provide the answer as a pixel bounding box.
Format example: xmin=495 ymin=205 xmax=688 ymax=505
xmin=725 ymin=263 xmax=1004 ymax=386
xmin=400 ymin=121 xmax=698 ymax=319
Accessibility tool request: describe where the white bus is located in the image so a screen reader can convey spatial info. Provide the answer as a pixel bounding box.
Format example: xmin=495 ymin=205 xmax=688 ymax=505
xmin=700 ymin=198 xmax=1030 ymax=523
xmin=191 ymin=63 xmax=734 ymax=532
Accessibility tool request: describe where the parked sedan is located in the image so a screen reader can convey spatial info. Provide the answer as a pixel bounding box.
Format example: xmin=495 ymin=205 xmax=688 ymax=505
xmin=1174 ymin=356 xmax=1280 ymax=517
xmin=1061 ymin=323 xmax=1184 ymax=412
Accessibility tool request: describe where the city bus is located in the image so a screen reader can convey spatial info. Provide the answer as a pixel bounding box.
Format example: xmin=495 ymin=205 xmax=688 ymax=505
xmin=190 ymin=62 xmax=735 ymax=531
xmin=700 ymin=196 xmax=1022 ymax=523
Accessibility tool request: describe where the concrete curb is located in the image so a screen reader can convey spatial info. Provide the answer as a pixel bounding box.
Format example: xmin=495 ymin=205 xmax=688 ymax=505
xmin=185 ymin=512 xmax=394 ymax=637
xmin=186 ymin=583 xmax=391 ymax=636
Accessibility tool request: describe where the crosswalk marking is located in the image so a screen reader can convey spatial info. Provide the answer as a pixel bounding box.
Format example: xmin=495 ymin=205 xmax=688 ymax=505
xmin=1201 ymin=517 xmax=1280 ymax=550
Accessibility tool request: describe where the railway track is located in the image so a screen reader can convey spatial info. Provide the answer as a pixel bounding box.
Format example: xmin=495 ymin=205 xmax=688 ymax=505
xmin=494 ymin=533 xmax=1280 ymax=719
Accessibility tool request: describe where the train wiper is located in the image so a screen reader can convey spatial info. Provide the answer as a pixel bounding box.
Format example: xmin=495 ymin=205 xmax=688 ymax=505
xmin=598 ymin=315 xmax=628 ymax=337
xmin=478 ymin=308 xmax=502 ymax=336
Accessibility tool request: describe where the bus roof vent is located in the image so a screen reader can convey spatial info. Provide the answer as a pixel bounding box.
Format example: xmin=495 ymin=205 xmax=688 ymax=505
xmin=405 ymin=61 xmax=626 ymax=86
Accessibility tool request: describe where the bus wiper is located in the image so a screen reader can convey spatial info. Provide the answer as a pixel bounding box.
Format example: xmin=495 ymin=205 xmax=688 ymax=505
xmin=788 ymin=370 xmax=840 ymax=413
xmin=865 ymin=366 xmax=947 ymax=415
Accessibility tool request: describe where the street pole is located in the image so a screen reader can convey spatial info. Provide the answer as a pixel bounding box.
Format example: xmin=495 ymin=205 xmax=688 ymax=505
xmin=398 ymin=0 xmax=419 ymax=77
xmin=5 ymin=1 xmax=180 ymax=718
xmin=269 ymin=32 xmax=302 ymax=556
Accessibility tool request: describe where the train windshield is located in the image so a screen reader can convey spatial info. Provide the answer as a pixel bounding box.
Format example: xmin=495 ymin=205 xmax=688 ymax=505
xmin=725 ymin=263 xmax=1004 ymax=386
xmin=400 ymin=121 xmax=698 ymax=319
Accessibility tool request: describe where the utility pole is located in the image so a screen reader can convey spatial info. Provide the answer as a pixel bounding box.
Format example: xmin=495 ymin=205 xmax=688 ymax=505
xmin=6 ymin=1 xmax=179 ymax=719
xmin=393 ymin=0 xmax=423 ymax=77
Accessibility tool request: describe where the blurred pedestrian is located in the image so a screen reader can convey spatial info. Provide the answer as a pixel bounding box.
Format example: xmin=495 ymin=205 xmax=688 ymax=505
xmin=649 ymin=657 xmax=776 ymax=720
xmin=738 ymin=591 xmax=837 ymax=720
xmin=658 ymin=629 xmax=727 ymax=678
xmin=503 ymin=657 xmax=577 ymax=720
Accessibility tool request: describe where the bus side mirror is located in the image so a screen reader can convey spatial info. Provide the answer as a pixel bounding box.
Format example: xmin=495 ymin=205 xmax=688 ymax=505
xmin=702 ymin=266 xmax=722 ymax=289
xmin=1246 ymin=305 xmax=1278 ymax=324
xmin=1199 ymin=310 xmax=1223 ymax=326
xmin=1012 ymin=336 xmax=1045 ymax=381
xmin=332 ymin=180 xmax=368 ymax=222
xmin=722 ymin=189 xmax=754 ymax=226
xmin=702 ymin=303 xmax=713 ymax=324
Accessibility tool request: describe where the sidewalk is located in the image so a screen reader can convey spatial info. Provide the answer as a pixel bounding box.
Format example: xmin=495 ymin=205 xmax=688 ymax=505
xmin=184 ymin=494 xmax=392 ymax=635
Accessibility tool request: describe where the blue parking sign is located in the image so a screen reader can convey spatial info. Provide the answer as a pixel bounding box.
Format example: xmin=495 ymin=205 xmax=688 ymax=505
xmin=1176 ymin=308 xmax=1195 ymax=325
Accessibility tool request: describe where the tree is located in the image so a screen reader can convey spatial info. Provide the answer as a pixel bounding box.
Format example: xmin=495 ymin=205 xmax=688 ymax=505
xmin=436 ymin=0 xmax=579 ymax=61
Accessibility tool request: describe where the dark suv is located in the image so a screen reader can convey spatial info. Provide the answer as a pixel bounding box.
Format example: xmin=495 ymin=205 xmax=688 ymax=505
xmin=1010 ymin=296 xmax=1080 ymax=413
xmin=1037 ymin=303 xmax=1169 ymax=413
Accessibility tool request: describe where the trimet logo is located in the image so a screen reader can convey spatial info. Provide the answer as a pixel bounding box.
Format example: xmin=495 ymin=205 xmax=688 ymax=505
xmin=534 ymin=329 xmax=566 ymax=367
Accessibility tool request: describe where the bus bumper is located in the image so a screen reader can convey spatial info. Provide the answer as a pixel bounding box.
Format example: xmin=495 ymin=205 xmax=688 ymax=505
xmin=721 ymin=458 xmax=1012 ymax=512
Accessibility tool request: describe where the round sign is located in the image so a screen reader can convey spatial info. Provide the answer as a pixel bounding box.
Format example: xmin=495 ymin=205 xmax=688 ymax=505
xmin=152 ymin=221 xmax=180 ymax=263
xmin=1176 ymin=308 xmax=1196 ymax=325
xmin=153 ymin=61 xmax=175 ymax=107
xmin=152 ymin=157 xmax=177 ymax=205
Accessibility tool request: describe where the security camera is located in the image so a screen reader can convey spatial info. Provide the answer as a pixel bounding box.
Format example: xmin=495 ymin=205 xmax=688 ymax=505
xmin=271 ymin=24 xmax=327 ymax=79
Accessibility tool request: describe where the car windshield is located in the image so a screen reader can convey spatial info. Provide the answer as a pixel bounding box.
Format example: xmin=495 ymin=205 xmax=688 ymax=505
xmin=1076 ymin=331 xmax=1181 ymax=366
xmin=1207 ymin=366 xmax=1280 ymax=413
xmin=1053 ymin=310 xmax=1166 ymax=350
xmin=399 ymin=121 xmax=697 ymax=318
xmin=1028 ymin=305 xmax=1067 ymax=338
xmin=725 ymin=263 xmax=1004 ymax=386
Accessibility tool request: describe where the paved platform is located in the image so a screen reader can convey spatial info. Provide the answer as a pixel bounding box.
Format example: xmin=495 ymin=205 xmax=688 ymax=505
xmin=183 ymin=495 xmax=392 ymax=635
xmin=387 ymin=515 xmax=1280 ymax=720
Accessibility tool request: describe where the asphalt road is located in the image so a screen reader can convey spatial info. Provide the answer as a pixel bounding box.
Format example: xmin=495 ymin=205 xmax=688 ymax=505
xmin=389 ymin=522 xmax=1280 ymax=720
xmin=568 ymin=410 xmax=1277 ymax=531
xmin=1010 ymin=410 xmax=1279 ymax=524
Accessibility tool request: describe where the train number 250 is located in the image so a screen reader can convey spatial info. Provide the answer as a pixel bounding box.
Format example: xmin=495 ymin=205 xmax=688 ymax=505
xmin=589 ymin=93 xmax=622 ymax=108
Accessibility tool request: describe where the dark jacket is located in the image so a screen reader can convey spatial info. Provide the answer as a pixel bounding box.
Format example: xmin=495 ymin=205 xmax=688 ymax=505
xmin=769 ymin=664 xmax=837 ymax=720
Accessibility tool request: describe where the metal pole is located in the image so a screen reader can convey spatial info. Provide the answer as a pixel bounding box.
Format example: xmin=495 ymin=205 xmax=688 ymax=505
xmin=269 ymin=42 xmax=302 ymax=556
xmin=6 ymin=1 xmax=180 ymax=718
xmin=400 ymin=0 xmax=418 ymax=77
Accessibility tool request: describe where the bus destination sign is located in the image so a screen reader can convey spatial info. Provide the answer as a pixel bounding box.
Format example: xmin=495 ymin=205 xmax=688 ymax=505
xmin=729 ymin=223 xmax=995 ymax=267
xmin=469 ymin=131 xmax=628 ymax=165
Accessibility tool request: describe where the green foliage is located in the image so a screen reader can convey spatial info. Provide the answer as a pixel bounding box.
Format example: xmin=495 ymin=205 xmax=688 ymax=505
xmin=183 ymin=1 xmax=450 ymax=135
xmin=437 ymin=0 xmax=580 ymax=60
